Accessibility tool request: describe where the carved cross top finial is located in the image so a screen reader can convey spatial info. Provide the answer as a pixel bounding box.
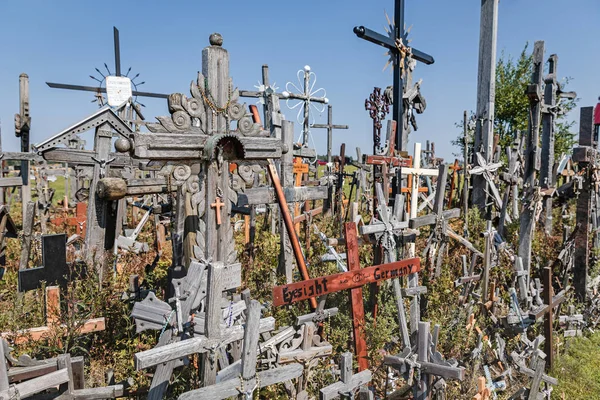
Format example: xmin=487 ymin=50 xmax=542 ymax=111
xmin=209 ymin=33 xmax=223 ymax=46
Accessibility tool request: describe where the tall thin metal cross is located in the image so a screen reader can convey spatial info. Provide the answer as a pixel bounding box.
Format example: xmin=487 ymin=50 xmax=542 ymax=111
xmin=46 ymin=27 xmax=168 ymax=101
xmin=353 ymin=0 xmax=434 ymax=153
xmin=310 ymin=105 xmax=348 ymax=164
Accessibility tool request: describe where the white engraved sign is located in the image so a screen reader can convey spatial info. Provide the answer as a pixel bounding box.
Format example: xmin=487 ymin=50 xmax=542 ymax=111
xmin=106 ymin=76 xmax=132 ymax=106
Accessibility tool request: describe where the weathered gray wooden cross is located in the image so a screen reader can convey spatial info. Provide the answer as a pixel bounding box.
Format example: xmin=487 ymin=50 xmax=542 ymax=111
xmin=410 ymin=164 xmax=462 ymax=276
xmin=178 ymin=300 xmax=302 ymax=399
xmin=353 ymin=0 xmax=434 ymax=152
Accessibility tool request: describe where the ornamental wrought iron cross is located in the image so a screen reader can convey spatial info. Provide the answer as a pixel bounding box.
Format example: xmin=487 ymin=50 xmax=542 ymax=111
xmin=354 ymin=0 xmax=434 ymax=152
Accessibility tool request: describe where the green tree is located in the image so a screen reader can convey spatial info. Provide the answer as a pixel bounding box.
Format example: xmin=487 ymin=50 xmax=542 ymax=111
xmin=453 ymin=43 xmax=578 ymax=161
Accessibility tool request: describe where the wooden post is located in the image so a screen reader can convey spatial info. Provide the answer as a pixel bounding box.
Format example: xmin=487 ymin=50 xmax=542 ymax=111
xmin=279 ymin=120 xmax=296 ymax=283
xmin=540 ymin=54 xmax=559 ymax=234
xmin=201 ymin=262 xmax=224 ymax=386
xmin=15 ymin=73 xmax=32 ymax=220
xmin=573 ymin=106 xmax=595 ymax=301
xmin=416 ymin=321 xmax=430 ymax=400
xmin=85 ymin=122 xmax=115 ymax=274
xmin=519 ymin=41 xmax=545 ymax=274
xmin=19 ymin=201 xmax=35 ymax=271
xmin=472 ymin=0 xmax=499 ymax=210
xmin=542 ymin=267 xmax=554 ymax=371
xmin=345 ymin=222 xmax=368 ymax=372
xmin=463 ymin=111 xmax=469 ymax=237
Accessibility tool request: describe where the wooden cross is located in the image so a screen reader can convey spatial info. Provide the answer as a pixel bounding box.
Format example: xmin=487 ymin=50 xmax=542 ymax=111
xmin=50 ymin=202 xmax=88 ymax=237
xmin=519 ymin=40 xmax=546 ymax=276
xmin=539 ymin=54 xmax=576 ymax=235
xmin=178 ymin=300 xmax=303 ymax=400
xmin=311 ymin=105 xmax=349 ymax=165
xmin=384 ymin=321 xmax=465 ymax=399
xmin=410 ymin=164 xmax=462 ymax=276
xmin=239 ymin=64 xmax=285 ymax=132
xmin=573 ymin=105 xmax=599 ymax=300
xmin=401 ymin=142 xmax=438 ymax=217
xmin=319 ymin=352 xmax=372 ymax=400
xmin=471 ymin=0 xmax=499 ymax=210
xmin=273 ymin=228 xmax=419 ymax=370
xmin=18 ymin=234 xmax=72 ymax=292
xmin=354 ymin=0 xmax=434 ymax=152
xmin=211 ymin=197 xmax=224 ymax=225
xmin=527 ymin=267 xmax=566 ymax=371
xmin=14 ymin=73 xmax=31 ymax=219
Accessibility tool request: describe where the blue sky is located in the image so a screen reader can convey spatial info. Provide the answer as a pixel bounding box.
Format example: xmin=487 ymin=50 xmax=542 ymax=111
xmin=1 ymin=0 xmax=599 ymax=160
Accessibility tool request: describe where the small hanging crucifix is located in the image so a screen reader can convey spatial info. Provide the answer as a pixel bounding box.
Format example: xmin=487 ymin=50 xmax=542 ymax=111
xmin=211 ymin=197 xmax=224 ymax=225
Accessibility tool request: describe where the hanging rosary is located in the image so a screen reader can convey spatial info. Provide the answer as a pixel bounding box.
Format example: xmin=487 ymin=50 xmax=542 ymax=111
xmin=198 ymin=77 xmax=232 ymax=115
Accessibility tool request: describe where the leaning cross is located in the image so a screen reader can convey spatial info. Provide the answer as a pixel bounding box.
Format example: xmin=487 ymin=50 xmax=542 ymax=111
xmin=178 ymin=300 xmax=303 ymax=400
xmin=273 ymin=235 xmax=420 ymax=370
xmin=353 ymin=0 xmax=434 ymax=152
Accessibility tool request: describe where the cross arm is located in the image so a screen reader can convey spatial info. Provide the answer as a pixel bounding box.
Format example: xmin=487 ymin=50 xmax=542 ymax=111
xmin=311 ymin=123 xmax=349 ymax=130
xmin=409 ymin=208 xmax=461 ymax=229
xmin=384 ymin=355 xmax=465 ymax=380
xmin=46 ymin=82 xmax=170 ymax=99
xmin=353 ymin=27 xmax=435 ymax=65
xmin=178 ymin=364 xmax=303 ymax=400
xmin=134 ymin=317 xmax=275 ymax=370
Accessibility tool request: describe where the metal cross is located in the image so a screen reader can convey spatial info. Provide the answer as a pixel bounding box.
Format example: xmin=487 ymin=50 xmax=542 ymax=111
xmin=283 ymin=65 xmax=328 ymax=146
xmin=354 ymin=0 xmax=434 ymax=152
xmin=46 ymin=27 xmax=168 ymax=101
xmin=364 ymin=87 xmax=391 ymax=154
xmin=311 ymin=105 xmax=349 ymax=165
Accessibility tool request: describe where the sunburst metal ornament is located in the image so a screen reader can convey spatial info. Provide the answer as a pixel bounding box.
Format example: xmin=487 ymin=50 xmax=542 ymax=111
xmin=90 ymin=65 xmax=146 ymax=107
xmin=382 ymin=11 xmax=413 ymax=73
xmin=253 ymin=81 xmax=279 ymax=105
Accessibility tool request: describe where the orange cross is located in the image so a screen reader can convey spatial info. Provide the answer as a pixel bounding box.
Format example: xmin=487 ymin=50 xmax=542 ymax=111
xmin=211 ymin=197 xmax=224 ymax=225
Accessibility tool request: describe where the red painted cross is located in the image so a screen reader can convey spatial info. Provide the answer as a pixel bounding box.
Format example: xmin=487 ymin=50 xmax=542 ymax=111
xmin=50 ymin=202 xmax=87 ymax=237
xmin=272 ymin=222 xmax=420 ymax=371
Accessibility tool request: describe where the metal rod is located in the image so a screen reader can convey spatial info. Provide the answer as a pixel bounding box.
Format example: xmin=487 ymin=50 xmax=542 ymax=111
xmin=113 ymin=27 xmax=121 ymax=77
xmin=267 ymin=159 xmax=317 ymax=310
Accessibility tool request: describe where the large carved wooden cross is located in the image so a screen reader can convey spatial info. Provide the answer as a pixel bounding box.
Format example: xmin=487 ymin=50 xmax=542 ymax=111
xmin=354 ymin=0 xmax=434 ymax=152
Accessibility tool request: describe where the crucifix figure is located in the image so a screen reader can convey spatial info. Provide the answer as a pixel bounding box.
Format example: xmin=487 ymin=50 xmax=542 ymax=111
xmin=354 ymin=0 xmax=434 ymax=153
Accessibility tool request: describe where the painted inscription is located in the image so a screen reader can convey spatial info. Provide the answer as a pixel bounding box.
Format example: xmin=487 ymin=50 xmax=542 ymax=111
xmin=272 ymin=258 xmax=420 ymax=306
